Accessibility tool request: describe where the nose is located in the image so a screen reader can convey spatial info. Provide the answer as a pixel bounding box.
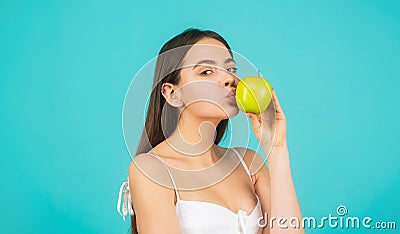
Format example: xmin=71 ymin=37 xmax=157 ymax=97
xmin=221 ymin=76 xmax=238 ymax=95
xmin=221 ymin=74 xmax=238 ymax=90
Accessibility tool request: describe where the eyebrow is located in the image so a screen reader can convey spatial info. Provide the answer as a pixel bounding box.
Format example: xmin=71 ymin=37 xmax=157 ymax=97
xmin=192 ymin=58 xmax=236 ymax=70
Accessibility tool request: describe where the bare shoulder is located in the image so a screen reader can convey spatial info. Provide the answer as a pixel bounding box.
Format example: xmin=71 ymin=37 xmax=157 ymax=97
xmin=128 ymin=153 xmax=171 ymax=184
xmin=128 ymin=153 xmax=177 ymax=203
xmin=127 ymin=153 xmax=181 ymax=233
xmin=233 ymin=147 xmax=270 ymax=182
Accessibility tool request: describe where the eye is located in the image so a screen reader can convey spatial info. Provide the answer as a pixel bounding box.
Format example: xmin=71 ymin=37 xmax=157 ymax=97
xmin=200 ymin=69 xmax=213 ymax=76
xmin=227 ymin=67 xmax=238 ymax=74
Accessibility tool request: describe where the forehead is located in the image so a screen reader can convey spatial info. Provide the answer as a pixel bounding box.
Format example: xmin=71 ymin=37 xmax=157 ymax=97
xmin=182 ymin=38 xmax=233 ymax=67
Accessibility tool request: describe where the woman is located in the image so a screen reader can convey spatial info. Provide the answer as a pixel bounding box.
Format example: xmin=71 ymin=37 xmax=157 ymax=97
xmin=117 ymin=28 xmax=303 ymax=234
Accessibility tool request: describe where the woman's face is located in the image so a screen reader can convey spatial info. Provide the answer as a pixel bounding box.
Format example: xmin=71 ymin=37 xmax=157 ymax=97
xmin=175 ymin=38 xmax=240 ymax=120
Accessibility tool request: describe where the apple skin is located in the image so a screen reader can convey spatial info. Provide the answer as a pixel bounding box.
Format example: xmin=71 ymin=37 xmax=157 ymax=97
xmin=235 ymin=76 xmax=273 ymax=114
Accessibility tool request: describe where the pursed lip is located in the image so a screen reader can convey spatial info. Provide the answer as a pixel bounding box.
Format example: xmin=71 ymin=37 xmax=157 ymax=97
xmin=225 ymin=91 xmax=236 ymax=103
xmin=225 ymin=89 xmax=236 ymax=98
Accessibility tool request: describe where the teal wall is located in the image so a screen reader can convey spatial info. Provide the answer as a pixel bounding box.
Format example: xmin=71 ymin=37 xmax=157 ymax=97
xmin=1 ymin=0 xmax=399 ymax=233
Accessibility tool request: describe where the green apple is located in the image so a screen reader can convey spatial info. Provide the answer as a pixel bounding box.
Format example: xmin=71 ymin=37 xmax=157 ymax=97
xmin=236 ymin=76 xmax=273 ymax=114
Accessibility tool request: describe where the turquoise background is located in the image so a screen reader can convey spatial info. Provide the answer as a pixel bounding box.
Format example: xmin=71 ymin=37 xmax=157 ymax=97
xmin=1 ymin=0 xmax=399 ymax=233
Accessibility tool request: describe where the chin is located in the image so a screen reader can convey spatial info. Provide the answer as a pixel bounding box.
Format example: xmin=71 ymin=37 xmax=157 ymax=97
xmin=214 ymin=103 xmax=239 ymax=119
xmin=220 ymin=107 xmax=239 ymax=120
xmin=186 ymin=102 xmax=239 ymax=119
xmin=227 ymin=109 xmax=240 ymax=119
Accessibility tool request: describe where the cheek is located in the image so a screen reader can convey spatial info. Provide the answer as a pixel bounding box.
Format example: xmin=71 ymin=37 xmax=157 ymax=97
xmin=180 ymin=81 xmax=224 ymax=104
xmin=178 ymin=81 xmax=239 ymax=118
xmin=181 ymin=88 xmax=224 ymax=114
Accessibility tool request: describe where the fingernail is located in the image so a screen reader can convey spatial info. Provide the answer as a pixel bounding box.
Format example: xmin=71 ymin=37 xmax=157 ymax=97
xmin=244 ymin=113 xmax=250 ymax=117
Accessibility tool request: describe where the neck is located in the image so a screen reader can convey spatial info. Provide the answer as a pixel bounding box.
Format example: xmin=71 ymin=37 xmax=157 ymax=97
xmin=166 ymin=110 xmax=223 ymax=163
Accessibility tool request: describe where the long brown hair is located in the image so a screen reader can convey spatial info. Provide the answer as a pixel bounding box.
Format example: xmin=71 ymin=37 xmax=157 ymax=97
xmin=130 ymin=28 xmax=233 ymax=234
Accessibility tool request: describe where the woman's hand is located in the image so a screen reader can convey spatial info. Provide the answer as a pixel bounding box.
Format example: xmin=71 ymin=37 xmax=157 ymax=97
xmin=245 ymin=88 xmax=287 ymax=148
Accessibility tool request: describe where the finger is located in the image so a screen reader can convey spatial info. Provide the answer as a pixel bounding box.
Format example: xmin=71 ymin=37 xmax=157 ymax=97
xmin=245 ymin=112 xmax=261 ymax=124
xmin=248 ymin=115 xmax=262 ymax=135
xmin=251 ymin=112 xmax=262 ymax=120
xmin=271 ymin=89 xmax=283 ymax=113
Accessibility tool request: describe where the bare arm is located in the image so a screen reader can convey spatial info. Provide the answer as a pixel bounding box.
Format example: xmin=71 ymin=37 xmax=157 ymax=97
xmin=128 ymin=154 xmax=182 ymax=234
xmin=262 ymin=144 xmax=303 ymax=233
xmin=246 ymin=88 xmax=304 ymax=234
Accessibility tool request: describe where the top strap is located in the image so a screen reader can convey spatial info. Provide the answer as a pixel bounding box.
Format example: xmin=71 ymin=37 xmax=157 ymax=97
xmin=147 ymin=152 xmax=181 ymax=200
xmin=231 ymin=148 xmax=252 ymax=181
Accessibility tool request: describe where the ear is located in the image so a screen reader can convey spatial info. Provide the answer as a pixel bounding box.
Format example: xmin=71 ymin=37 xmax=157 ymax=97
xmin=161 ymin=82 xmax=184 ymax=108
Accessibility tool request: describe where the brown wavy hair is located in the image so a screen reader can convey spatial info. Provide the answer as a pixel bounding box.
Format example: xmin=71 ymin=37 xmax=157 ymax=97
xmin=130 ymin=28 xmax=233 ymax=234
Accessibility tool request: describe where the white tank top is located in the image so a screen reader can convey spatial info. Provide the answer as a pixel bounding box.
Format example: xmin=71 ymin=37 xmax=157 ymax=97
xmin=117 ymin=148 xmax=263 ymax=234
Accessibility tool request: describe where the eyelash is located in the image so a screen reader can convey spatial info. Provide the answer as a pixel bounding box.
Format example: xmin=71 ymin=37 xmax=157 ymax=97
xmin=199 ymin=67 xmax=238 ymax=76
xmin=227 ymin=67 xmax=238 ymax=73
xmin=200 ymin=69 xmax=213 ymax=76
